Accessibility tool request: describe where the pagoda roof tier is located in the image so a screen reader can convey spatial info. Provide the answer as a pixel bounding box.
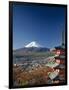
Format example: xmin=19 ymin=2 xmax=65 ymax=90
xmin=53 ymin=76 xmax=65 ymax=81
xmin=54 ymin=64 xmax=65 ymax=69
xmin=55 ymin=55 xmax=65 ymax=60
xmin=55 ymin=45 xmax=65 ymax=50
xmin=53 ymin=76 xmax=59 ymax=81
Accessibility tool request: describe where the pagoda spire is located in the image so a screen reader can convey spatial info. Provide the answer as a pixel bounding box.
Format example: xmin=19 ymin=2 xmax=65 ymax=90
xmin=62 ymin=30 xmax=65 ymax=46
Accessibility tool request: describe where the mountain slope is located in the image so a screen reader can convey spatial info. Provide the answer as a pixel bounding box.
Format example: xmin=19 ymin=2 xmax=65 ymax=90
xmin=13 ymin=41 xmax=50 ymax=55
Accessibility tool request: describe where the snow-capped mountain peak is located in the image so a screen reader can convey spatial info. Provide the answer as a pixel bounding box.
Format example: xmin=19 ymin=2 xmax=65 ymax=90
xmin=25 ymin=41 xmax=41 ymax=48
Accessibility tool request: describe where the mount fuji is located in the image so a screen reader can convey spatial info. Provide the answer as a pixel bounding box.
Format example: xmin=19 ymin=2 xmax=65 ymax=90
xmin=25 ymin=41 xmax=41 ymax=48
xmin=13 ymin=41 xmax=50 ymax=55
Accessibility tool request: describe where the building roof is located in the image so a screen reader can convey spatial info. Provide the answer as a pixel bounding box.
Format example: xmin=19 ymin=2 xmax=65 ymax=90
xmin=55 ymin=45 xmax=65 ymax=50
xmin=54 ymin=64 xmax=65 ymax=69
xmin=55 ymin=55 xmax=65 ymax=60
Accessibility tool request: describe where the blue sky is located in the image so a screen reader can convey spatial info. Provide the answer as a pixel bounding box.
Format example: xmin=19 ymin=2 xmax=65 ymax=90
xmin=13 ymin=3 xmax=66 ymax=49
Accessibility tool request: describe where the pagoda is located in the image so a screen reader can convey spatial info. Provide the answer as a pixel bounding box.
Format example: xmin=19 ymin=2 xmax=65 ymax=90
xmin=53 ymin=30 xmax=65 ymax=83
